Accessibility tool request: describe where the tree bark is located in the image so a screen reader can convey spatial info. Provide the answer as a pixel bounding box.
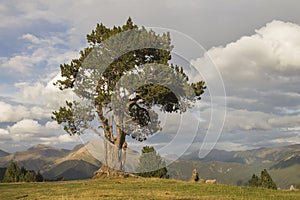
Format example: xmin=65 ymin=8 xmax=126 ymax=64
xmin=113 ymin=125 xmax=126 ymax=170
xmin=96 ymin=105 xmax=126 ymax=171
xmin=96 ymin=105 xmax=114 ymax=142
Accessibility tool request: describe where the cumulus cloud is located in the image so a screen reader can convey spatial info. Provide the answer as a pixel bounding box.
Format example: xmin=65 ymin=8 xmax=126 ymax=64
xmin=0 ymin=101 xmax=29 ymax=122
xmin=0 ymin=101 xmax=51 ymax=122
xmin=39 ymin=134 xmax=80 ymax=144
xmin=195 ymin=21 xmax=300 ymax=88
xmin=193 ymin=20 xmax=300 ymax=132
xmin=8 ymin=119 xmax=43 ymax=136
xmin=0 ymin=128 xmax=10 ymax=140
xmin=186 ymin=20 xmax=300 ymax=150
xmin=14 ymin=73 xmax=75 ymax=110
xmin=6 ymin=119 xmax=80 ymax=144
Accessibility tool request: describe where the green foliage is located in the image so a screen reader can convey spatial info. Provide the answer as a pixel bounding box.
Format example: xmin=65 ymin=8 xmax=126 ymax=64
xmin=2 ymin=162 xmax=21 ymax=182
xmin=249 ymin=174 xmax=261 ymax=187
xmin=24 ymin=171 xmax=37 ymax=182
xmin=36 ymin=171 xmax=44 ymax=182
xmin=136 ymin=146 xmax=169 ymax=178
xmin=2 ymin=162 xmax=43 ymax=183
xmin=261 ymin=169 xmax=277 ymax=190
xmin=52 ymin=17 xmax=205 ymax=143
xmin=249 ymin=169 xmax=277 ymax=190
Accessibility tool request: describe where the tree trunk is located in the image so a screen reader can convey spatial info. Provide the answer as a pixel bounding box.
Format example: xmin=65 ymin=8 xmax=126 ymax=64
xmin=113 ymin=125 xmax=126 ymax=171
xmin=96 ymin=105 xmax=126 ymax=171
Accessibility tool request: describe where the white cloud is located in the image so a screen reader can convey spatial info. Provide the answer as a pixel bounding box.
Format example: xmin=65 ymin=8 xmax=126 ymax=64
xmin=192 ymin=20 xmax=300 ymax=135
xmin=255 ymin=21 xmax=300 ymax=70
xmin=0 ymin=101 xmax=29 ymax=122
xmin=0 ymin=128 xmax=9 ymax=135
xmin=214 ymin=141 xmax=249 ymax=151
xmin=15 ymin=73 xmax=75 ymax=109
xmin=0 ymin=101 xmax=52 ymax=123
xmin=8 ymin=119 xmax=44 ymax=142
xmin=8 ymin=119 xmax=42 ymax=135
xmin=58 ymin=134 xmax=80 ymax=143
xmin=21 ymin=34 xmax=43 ymax=44
xmin=45 ymin=120 xmax=61 ymax=130
xmin=0 ymin=128 xmax=10 ymax=140
xmin=39 ymin=134 xmax=80 ymax=145
xmin=271 ymin=136 xmax=300 ymax=145
xmin=224 ymin=109 xmax=273 ymax=131
xmin=268 ymin=114 xmax=300 ymax=127
xmin=196 ymin=20 xmax=300 ymax=86
xmin=1 ymin=54 xmax=43 ymax=73
xmin=184 ymin=20 xmax=300 ymax=150
xmin=6 ymin=118 xmax=79 ymax=144
xmin=0 ymin=32 xmax=79 ymax=74
xmin=0 ymin=33 xmax=78 ymax=124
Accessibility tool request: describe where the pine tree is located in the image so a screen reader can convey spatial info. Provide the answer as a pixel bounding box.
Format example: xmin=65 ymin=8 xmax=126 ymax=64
xmin=2 ymin=162 xmax=42 ymax=183
xmin=19 ymin=166 xmax=27 ymax=182
xmin=249 ymin=169 xmax=277 ymax=190
xmin=52 ymin=18 xmax=205 ymax=171
xmin=261 ymin=169 xmax=277 ymax=190
xmin=24 ymin=171 xmax=37 ymax=182
xmin=136 ymin=146 xmax=169 ymax=178
xmin=249 ymin=174 xmax=261 ymax=187
xmin=2 ymin=162 xmax=21 ymax=182
xmin=36 ymin=171 xmax=44 ymax=182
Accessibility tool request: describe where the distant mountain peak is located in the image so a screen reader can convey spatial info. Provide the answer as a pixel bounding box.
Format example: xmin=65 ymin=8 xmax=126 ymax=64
xmin=0 ymin=149 xmax=9 ymax=157
xmin=28 ymin=144 xmax=54 ymax=150
xmin=72 ymin=144 xmax=85 ymax=152
xmin=27 ymin=144 xmax=71 ymax=152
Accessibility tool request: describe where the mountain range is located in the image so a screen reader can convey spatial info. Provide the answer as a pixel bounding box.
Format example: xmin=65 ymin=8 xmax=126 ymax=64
xmin=170 ymin=144 xmax=300 ymax=189
xmin=0 ymin=143 xmax=299 ymax=189
xmin=0 ymin=149 xmax=9 ymax=157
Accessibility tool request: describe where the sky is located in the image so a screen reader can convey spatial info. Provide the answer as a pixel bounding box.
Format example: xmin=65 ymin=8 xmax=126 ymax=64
xmin=0 ymin=0 xmax=300 ymax=154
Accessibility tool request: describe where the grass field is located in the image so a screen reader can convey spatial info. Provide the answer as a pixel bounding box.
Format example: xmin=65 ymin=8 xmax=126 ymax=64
xmin=0 ymin=178 xmax=300 ymax=200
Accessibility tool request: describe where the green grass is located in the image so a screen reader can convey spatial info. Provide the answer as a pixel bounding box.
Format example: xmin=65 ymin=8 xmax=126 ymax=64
xmin=0 ymin=178 xmax=299 ymax=200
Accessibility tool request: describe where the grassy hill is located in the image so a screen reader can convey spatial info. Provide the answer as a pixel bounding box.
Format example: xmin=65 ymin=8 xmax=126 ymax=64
xmin=0 ymin=178 xmax=300 ymax=199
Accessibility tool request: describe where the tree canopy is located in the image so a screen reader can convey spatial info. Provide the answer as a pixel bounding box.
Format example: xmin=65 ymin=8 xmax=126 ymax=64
xmin=2 ymin=162 xmax=43 ymax=183
xmin=249 ymin=169 xmax=277 ymax=190
xmin=52 ymin=17 xmax=205 ymax=170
